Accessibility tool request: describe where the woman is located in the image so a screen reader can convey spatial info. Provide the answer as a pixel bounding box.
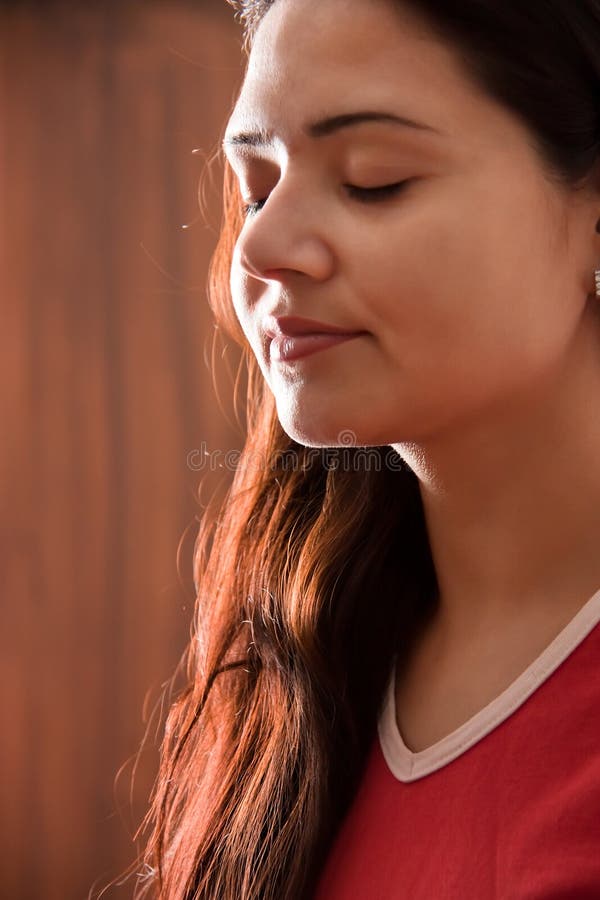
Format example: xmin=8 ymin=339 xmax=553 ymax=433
xmin=137 ymin=0 xmax=600 ymax=897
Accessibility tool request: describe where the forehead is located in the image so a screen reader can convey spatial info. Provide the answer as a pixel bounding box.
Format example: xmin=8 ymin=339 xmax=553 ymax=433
xmin=225 ymin=0 xmax=483 ymax=155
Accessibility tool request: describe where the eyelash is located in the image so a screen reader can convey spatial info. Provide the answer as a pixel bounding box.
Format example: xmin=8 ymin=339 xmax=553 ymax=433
xmin=241 ymin=180 xmax=411 ymax=218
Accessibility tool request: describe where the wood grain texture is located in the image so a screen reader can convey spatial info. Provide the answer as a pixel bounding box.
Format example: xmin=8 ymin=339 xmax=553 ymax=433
xmin=0 ymin=2 xmax=245 ymax=897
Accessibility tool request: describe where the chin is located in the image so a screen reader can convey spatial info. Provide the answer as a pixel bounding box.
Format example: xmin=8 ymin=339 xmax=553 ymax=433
xmin=277 ymin=407 xmax=368 ymax=450
xmin=279 ymin=422 xmax=337 ymax=449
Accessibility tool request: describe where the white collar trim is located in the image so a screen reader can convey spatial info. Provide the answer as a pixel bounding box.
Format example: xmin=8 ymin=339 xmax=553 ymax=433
xmin=378 ymin=586 xmax=600 ymax=783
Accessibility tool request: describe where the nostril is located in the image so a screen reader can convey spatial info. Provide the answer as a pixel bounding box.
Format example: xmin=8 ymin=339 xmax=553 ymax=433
xmin=262 ymin=268 xmax=290 ymax=280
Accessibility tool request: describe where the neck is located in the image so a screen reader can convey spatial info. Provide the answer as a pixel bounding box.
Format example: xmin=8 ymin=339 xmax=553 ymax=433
xmin=392 ymin=300 xmax=600 ymax=638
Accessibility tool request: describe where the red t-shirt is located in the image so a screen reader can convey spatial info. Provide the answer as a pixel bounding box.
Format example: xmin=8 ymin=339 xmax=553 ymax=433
xmin=314 ymin=587 xmax=600 ymax=899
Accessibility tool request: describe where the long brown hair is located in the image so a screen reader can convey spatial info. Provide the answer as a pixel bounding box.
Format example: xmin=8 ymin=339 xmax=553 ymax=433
xmin=130 ymin=1 xmax=600 ymax=897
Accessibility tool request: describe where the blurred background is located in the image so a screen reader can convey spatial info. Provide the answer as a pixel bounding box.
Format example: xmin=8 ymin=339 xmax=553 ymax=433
xmin=1 ymin=1 xmax=246 ymax=896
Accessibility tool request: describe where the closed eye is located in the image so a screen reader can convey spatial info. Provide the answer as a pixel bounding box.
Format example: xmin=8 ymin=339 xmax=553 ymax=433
xmin=344 ymin=181 xmax=412 ymax=203
xmin=241 ymin=180 xmax=412 ymax=218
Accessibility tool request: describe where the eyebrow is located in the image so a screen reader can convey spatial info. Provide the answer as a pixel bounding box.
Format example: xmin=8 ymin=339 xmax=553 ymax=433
xmin=222 ymin=110 xmax=443 ymax=152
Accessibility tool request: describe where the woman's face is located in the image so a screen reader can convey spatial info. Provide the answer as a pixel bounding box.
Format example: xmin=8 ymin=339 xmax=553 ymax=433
xmin=224 ymin=0 xmax=597 ymax=447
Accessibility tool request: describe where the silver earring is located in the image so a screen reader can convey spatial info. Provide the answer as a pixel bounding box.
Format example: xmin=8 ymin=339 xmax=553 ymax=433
xmin=596 ymin=269 xmax=600 ymax=299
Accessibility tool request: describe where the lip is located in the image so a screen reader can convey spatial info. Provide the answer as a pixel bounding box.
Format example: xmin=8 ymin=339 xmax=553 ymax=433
xmin=270 ymin=332 xmax=363 ymax=362
xmin=264 ymin=314 xmax=365 ymax=338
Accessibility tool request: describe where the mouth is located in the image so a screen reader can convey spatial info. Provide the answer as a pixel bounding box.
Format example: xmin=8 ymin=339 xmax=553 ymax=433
xmin=269 ymin=331 xmax=365 ymax=363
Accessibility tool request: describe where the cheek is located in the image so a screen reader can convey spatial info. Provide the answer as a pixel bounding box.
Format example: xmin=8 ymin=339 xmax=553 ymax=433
xmin=351 ymin=215 xmax=571 ymax=427
xmin=229 ymin=258 xmax=247 ymax=324
xmin=229 ymin=264 xmax=259 ymax=348
xmin=229 ymin=264 xmax=278 ymax=393
xmin=358 ymin=194 xmax=559 ymax=360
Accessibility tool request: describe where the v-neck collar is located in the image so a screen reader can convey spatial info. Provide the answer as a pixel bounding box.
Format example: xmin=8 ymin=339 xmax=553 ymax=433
xmin=378 ymin=586 xmax=600 ymax=783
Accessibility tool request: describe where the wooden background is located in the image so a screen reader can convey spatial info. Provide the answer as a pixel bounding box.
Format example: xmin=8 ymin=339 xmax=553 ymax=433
xmin=0 ymin=2 xmax=245 ymax=897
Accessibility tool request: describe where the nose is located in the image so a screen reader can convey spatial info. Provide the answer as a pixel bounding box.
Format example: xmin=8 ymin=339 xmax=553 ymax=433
xmin=234 ymin=178 xmax=335 ymax=284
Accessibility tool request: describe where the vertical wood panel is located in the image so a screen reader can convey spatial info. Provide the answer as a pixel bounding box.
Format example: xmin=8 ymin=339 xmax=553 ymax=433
xmin=0 ymin=2 xmax=244 ymax=897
